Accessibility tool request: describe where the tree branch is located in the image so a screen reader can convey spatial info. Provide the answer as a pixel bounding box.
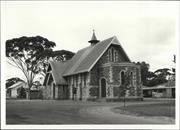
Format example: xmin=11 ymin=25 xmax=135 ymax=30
xmin=6 ymin=60 xmax=19 ymax=69
xmin=8 ymin=57 xmax=29 ymax=83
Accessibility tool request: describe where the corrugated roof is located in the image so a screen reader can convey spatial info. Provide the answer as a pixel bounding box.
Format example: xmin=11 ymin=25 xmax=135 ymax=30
xmin=49 ymin=61 xmax=68 ymax=85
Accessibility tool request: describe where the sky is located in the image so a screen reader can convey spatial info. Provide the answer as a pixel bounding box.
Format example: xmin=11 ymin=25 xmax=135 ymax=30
xmin=1 ymin=1 xmax=179 ymax=81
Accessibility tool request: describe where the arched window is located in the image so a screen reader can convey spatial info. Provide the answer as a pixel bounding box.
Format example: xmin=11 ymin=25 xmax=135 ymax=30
xmin=120 ymin=71 xmax=125 ymax=85
xmin=112 ymin=48 xmax=114 ymax=62
xmin=133 ymin=71 xmax=136 ymax=86
xmin=130 ymin=72 xmax=133 ymax=86
xmin=114 ymin=50 xmax=118 ymax=62
xmin=101 ymin=78 xmax=106 ymax=97
xmin=108 ymin=49 xmax=112 ymax=62
xmin=108 ymin=48 xmax=118 ymax=62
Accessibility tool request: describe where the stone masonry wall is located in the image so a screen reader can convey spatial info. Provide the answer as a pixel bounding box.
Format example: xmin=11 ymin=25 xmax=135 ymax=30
xmin=67 ymin=72 xmax=91 ymax=100
xmin=112 ymin=66 xmax=142 ymax=98
xmin=43 ymin=82 xmax=53 ymax=99
xmin=89 ymin=44 xmax=142 ymax=99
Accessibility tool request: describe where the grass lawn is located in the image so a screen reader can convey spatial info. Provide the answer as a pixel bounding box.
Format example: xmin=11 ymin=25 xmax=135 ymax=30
xmin=6 ymin=99 xmax=175 ymax=124
xmin=112 ymin=101 xmax=175 ymax=118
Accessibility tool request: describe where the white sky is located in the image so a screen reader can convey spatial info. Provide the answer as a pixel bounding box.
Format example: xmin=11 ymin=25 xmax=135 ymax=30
xmin=1 ymin=1 xmax=179 ymax=81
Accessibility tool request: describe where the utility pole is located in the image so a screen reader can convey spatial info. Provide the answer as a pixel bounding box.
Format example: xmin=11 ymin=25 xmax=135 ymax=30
xmin=173 ymin=54 xmax=176 ymax=63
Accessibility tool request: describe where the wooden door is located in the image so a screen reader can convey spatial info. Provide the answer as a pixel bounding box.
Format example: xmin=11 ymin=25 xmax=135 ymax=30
xmin=101 ymin=78 xmax=106 ymax=97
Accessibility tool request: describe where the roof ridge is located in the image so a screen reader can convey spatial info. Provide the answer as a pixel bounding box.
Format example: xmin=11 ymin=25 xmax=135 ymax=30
xmin=87 ymin=36 xmax=115 ymax=71
xmin=66 ymin=46 xmax=94 ymax=74
xmin=112 ymin=36 xmax=131 ymax=61
xmin=63 ymin=36 xmax=115 ymax=76
xmin=78 ymin=36 xmax=115 ymax=52
xmin=8 ymin=81 xmax=26 ymax=89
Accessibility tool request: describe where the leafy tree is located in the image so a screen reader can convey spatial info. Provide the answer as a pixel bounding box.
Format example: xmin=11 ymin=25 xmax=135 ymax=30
xmin=51 ymin=50 xmax=75 ymax=61
xmin=154 ymin=68 xmax=171 ymax=78
xmin=6 ymin=77 xmax=23 ymax=89
xmin=146 ymin=71 xmax=157 ymax=80
xmin=136 ymin=61 xmax=152 ymax=86
xmin=37 ymin=49 xmax=75 ymax=76
xmin=136 ymin=60 xmax=175 ymax=87
xmin=33 ymin=80 xmax=42 ymax=90
xmin=6 ymin=36 xmax=56 ymax=99
xmin=143 ymin=68 xmax=172 ymax=87
xmin=154 ymin=68 xmax=172 ymax=84
xmin=17 ymin=87 xmax=26 ymax=98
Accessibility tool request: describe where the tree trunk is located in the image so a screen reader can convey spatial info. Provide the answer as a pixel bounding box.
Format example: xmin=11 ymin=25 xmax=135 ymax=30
xmin=26 ymin=85 xmax=31 ymax=100
xmin=26 ymin=88 xmax=30 ymax=99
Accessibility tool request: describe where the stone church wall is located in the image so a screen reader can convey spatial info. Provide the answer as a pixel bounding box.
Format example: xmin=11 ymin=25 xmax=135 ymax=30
xmin=88 ymin=44 xmax=143 ymax=100
xmin=111 ymin=66 xmax=142 ymax=98
xmin=43 ymin=82 xmax=53 ymax=99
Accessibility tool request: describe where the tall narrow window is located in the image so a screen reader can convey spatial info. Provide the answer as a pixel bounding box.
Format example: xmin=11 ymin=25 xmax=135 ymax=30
xmin=73 ymin=75 xmax=75 ymax=86
xmin=108 ymin=49 xmax=112 ymax=62
xmin=76 ymin=75 xmax=78 ymax=87
xmin=108 ymin=48 xmax=118 ymax=62
xmin=84 ymin=73 xmax=86 ymax=86
xmin=111 ymin=48 xmax=114 ymax=62
xmin=80 ymin=73 xmax=83 ymax=84
xmin=114 ymin=50 xmax=118 ymax=62
xmin=130 ymin=72 xmax=133 ymax=86
xmin=113 ymin=51 xmax=116 ymax=62
xmin=133 ymin=72 xmax=136 ymax=86
xmin=120 ymin=71 xmax=125 ymax=85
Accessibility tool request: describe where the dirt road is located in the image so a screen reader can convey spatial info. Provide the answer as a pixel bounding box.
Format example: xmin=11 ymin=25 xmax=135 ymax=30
xmin=6 ymin=99 xmax=175 ymax=124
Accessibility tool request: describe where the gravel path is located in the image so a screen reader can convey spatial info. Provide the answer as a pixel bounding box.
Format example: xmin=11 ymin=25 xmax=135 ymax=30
xmin=79 ymin=106 xmax=175 ymax=124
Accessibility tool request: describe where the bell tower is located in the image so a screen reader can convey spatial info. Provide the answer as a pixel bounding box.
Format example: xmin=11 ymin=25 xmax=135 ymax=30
xmin=88 ymin=30 xmax=100 ymax=45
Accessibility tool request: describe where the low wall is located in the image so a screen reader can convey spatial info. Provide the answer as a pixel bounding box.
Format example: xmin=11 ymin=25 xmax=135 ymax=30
xmin=30 ymin=90 xmax=43 ymax=99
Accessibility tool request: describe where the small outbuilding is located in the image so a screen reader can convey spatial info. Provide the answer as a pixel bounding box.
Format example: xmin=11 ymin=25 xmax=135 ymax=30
xmin=143 ymin=82 xmax=175 ymax=98
xmin=6 ymin=81 xmax=27 ymax=98
xmin=7 ymin=81 xmax=43 ymax=99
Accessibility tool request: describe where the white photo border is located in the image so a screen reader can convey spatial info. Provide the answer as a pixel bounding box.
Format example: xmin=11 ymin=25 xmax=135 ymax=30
xmin=1 ymin=1 xmax=180 ymax=129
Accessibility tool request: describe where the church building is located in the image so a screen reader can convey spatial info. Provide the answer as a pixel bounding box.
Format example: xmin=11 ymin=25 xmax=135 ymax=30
xmin=43 ymin=32 xmax=143 ymax=101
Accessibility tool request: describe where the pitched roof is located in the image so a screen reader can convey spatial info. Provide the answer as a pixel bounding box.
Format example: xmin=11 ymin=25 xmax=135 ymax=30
xmin=63 ymin=36 xmax=130 ymax=76
xmin=8 ymin=81 xmax=26 ymax=89
xmin=48 ymin=36 xmax=131 ymax=85
xmin=49 ymin=61 xmax=68 ymax=85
